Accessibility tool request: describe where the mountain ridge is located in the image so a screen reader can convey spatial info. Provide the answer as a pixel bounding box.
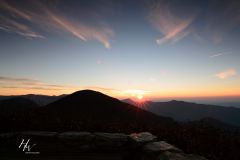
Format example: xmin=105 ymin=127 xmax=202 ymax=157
xmin=124 ymin=99 xmax=240 ymax=127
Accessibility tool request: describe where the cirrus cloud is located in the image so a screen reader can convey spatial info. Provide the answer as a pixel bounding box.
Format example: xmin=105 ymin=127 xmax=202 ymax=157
xmin=147 ymin=0 xmax=194 ymax=44
xmin=0 ymin=0 xmax=113 ymax=48
xmin=0 ymin=76 xmax=74 ymax=90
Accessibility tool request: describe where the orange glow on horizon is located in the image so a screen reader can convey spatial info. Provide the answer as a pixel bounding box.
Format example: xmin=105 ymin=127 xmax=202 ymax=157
xmin=0 ymin=87 xmax=239 ymax=100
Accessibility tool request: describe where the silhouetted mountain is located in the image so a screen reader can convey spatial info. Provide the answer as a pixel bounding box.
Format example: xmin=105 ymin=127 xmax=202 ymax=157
xmin=1 ymin=91 xmax=240 ymax=160
xmin=37 ymin=90 xmax=176 ymax=132
xmin=132 ymin=100 xmax=240 ymax=127
xmin=0 ymin=94 xmax=65 ymax=106
xmin=0 ymin=90 xmax=176 ymax=132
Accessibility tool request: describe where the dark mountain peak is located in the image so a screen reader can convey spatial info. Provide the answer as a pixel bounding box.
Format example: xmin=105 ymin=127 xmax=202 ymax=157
xmin=52 ymin=89 xmax=120 ymax=106
xmin=71 ymin=89 xmax=110 ymax=98
xmin=45 ymin=89 xmax=124 ymax=111
xmin=24 ymin=94 xmax=38 ymax=96
xmin=42 ymin=90 xmax=176 ymax=131
xmin=0 ymin=90 xmax=176 ymax=132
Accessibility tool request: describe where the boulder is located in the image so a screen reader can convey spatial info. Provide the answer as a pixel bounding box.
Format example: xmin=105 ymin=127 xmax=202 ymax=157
xmin=143 ymin=141 xmax=182 ymax=153
xmin=129 ymin=132 xmax=157 ymax=144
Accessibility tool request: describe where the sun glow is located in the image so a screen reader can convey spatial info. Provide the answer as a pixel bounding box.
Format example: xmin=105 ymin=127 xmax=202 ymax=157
xmin=137 ymin=94 xmax=143 ymax=100
xmin=124 ymin=89 xmax=146 ymax=101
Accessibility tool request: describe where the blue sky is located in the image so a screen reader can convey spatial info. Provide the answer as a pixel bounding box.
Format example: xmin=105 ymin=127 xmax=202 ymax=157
xmin=0 ymin=0 xmax=240 ymax=100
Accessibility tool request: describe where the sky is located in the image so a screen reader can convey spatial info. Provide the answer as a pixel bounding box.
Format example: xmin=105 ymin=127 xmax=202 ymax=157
xmin=0 ymin=0 xmax=240 ymax=101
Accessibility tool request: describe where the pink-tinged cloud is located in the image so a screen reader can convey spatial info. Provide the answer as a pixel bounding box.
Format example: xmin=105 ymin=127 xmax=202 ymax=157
xmin=0 ymin=15 xmax=44 ymax=38
xmin=46 ymin=10 xmax=113 ymax=49
xmin=0 ymin=1 xmax=113 ymax=48
xmin=0 ymin=0 xmax=31 ymax=20
xmin=148 ymin=1 xmax=194 ymax=44
xmin=215 ymin=69 xmax=237 ymax=79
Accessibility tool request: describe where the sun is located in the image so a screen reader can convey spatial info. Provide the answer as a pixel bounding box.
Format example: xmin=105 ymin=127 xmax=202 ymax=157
xmin=137 ymin=94 xmax=143 ymax=100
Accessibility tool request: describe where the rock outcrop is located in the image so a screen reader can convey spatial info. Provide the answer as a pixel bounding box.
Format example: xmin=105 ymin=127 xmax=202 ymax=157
xmin=0 ymin=131 xmax=208 ymax=160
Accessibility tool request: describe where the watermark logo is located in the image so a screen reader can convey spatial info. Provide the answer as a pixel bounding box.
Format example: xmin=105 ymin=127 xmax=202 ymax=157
xmin=18 ymin=139 xmax=40 ymax=154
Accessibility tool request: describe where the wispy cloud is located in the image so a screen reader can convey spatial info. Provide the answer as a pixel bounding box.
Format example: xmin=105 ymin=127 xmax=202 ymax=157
xmin=0 ymin=15 xmax=44 ymax=39
xmin=0 ymin=76 xmax=123 ymax=95
xmin=0 ymin=0 xmax=113 ymax=48
xmin=0 ymin=76 xmax=41 ymax=83
xmin=0 ymin=76 xmax=73 ymax=90
xmin=215 ymin=69 xmax=237 ymax=79
xmin=1 ymin=86 xmax=64 ymax=91
xmin=0 ymin=0 xmax=31 ymax=20
xmin=0 ymin=76 xmax=128 ymax=97
xmin=209 ymin=50 xmax=232 ymax=58
xmin=147 ymin=0 xmax=194 ymax=44
xmin=0 ymin=76 xmax=151 ymax=99
xmin=210 ymin=53 xmax=224 ymax=58
xmin=44 ymin=9 xmax=113 ymax=48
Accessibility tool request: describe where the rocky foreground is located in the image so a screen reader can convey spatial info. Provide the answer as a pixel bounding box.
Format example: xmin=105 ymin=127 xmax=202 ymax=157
xmin=0 ymin=132 xmax=207 ymax=160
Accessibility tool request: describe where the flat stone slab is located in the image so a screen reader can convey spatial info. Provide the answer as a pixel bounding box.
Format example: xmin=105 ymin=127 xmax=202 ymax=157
xmin=129 ymin=132 xmax=157 ymax=144
xmin=0 ymin=132 xmax=19 ymax=139
xmin=157 ymin=151 xmax=208 ymax=160
xmin=158 ymin=151 xmax=186 ymax=160
xmin=0 ymin=131 xmax=208 ymax=160
xmin=143 ymin=141 xmax=182 ymax=153
xmin=185 ymin=154 xmax=208 ymax=160
xmin=57 ymin=132 xmax=95 ymax=147
xmin=94 ymin=132 xmax=129 ymax=148
xmin=20 ymin=131 xmax=58 ymax=137
xmin=57 ymin=132 xmax=94 ymax=140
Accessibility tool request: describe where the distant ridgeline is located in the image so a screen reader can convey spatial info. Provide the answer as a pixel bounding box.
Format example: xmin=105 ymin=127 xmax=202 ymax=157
xmin=0 ymin=90 xmax=240 ymax=160
xmin=0 ymin=131 xmax=208 ymax=160
xmin=123 ymin=99 xmax=240 ymax=127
